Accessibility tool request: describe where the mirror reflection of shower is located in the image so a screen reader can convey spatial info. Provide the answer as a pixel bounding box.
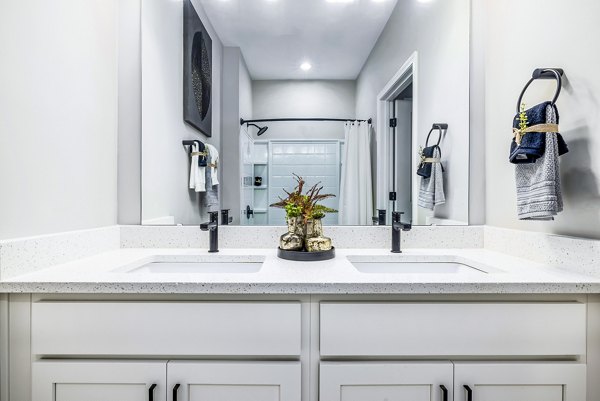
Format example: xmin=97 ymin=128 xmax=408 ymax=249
xmin=239 ymin=117 xmax=373 ymax=226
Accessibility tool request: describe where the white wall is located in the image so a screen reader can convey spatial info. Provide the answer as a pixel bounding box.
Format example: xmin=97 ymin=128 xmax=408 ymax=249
xmin=355 ymin=0 xmax=470 ymax=224
xmin=221 ymin=47 xmax=253 ymax=225
xmin=252 ymin=80 xmax=357 ymax=140
xmin=118 ymin=0 xmax=142 ymax=225
xmin=481 ymin=0 xmax=600 ymax=239
xmin=141 ymin=0 xmax=223 ymax=225
xmin=0 ymin=0 xmax=119 ymax=239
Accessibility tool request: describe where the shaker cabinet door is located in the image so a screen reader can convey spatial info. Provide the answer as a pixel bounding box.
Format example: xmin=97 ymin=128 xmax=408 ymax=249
xmin=32 ymin=361 xmax=167 ymax=401
xmin=167 ymin=361 xmax=301 ymax=401
xmin=454 ymin=362 xmax=586 ymax=401
xmin=320 ymin=362 xmax=453 ymax=401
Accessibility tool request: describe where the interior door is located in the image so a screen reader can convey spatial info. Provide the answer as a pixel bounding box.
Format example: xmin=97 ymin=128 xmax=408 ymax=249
xmin=454 ymin=362 xmax=586 ymax=401
xmin=167 ymin=361 xmax=301 ymax=401
xmin=395 ymin=98 xmax=413 ymax=223
xmin=320 ymin=362 xmax=453 ymax=401
xmin=32 ymin=360 xmax=167 ymax=401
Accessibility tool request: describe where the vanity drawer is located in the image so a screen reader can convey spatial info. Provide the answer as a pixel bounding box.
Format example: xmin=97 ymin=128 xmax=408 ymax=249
xmin=320 ymin=302 xmax=586 ymax=357
xmin=32 ymin=301 xmax=301 ymax=356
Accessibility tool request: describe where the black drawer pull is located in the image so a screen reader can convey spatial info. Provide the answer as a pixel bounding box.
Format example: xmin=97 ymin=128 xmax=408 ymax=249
xmin=440 ymin=384 xmax=448 ymax=401
xmin=173 ymin=383 xmax=181 ymax=401
xmin=464 ymin=385 xmax=473 ymax=401
xmin=149 ymin=384 xmax=157 ymax=401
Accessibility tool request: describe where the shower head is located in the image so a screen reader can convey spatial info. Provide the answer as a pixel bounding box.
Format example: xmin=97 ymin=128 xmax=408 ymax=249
xmin=248 ymin=123 xmax=269 ymax=136
xmin=257 ymin=126 xmax=269 ymax=136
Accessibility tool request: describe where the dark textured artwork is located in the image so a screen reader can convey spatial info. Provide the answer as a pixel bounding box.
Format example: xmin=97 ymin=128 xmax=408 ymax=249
xmin=184 ymin=0 xmax=212 ymax=137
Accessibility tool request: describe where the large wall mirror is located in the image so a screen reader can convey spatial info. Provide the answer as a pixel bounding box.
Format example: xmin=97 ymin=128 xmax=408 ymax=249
xmin=141 ymin=0 xmax=470 ymax=226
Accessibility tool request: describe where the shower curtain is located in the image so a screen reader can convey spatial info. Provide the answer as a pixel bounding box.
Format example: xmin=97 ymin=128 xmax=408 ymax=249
xmin=339 ymin=121 xmax=373 ymax=225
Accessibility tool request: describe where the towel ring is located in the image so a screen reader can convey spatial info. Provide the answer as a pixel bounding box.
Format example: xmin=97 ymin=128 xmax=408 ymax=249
xmin=425 ymin=124 xmax=448 ymax=147
xmin=516 ymin=68 xmax=563 ymax=114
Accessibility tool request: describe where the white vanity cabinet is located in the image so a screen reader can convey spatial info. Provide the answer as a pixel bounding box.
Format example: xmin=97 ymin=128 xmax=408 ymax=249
xmin=167 ymin=361 xmax=301 ymax=401
xmin=32 ymin=361 xmax=301 ymax=401
xmin=32 ymin=361 xmax=168 ymax=401
xmin=454 ymin=362 xmax=586 ymax=401
xmin=20 ymin=298 xmax=591 ymax=401
xmin=320 ymin=362 xmax=453 ymax=401
xmin=319 ymin=302 xmax=588 ymax=401
xmin=30 ymin=301 xmax=304 ymax=401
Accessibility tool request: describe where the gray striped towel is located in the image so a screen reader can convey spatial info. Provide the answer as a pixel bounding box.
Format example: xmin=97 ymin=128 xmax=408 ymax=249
xmin=418 ymin=147 xmax=445 ymax=210
xmin=515 ymin=104 xmax=563 ymax=220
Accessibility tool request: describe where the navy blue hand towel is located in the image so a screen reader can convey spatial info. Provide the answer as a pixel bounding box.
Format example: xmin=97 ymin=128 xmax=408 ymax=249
xmin=197 ymin=141 xmax=208 ymax=167
xmin=509 ymin=101 xmax=568 ymax=164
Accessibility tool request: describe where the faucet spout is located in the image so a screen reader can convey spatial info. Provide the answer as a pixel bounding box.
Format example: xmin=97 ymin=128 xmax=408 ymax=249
xmin=391 ymin=211 xmax=411 ymax=253
xmin=200 ymin=211 xmax=219 ymax=253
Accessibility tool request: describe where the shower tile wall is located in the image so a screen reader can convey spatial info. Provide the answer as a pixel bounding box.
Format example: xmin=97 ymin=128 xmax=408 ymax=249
xmin=269 ymin=141 xmax=341 ymax=225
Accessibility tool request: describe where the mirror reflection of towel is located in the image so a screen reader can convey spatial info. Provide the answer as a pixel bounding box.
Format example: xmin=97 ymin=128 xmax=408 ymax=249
xmin=201 ymin=144 xmax=219 ymax=212
xmin=418 ymin=147 xmax=445 ymax=210
xmin=189 ymin=142 xmax=206 ymax=192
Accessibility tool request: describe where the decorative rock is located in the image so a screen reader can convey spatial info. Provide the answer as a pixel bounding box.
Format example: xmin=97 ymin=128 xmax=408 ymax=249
xmin=279 ymin=217 xmax=304 ymax=251
xmin=305 ymin=219 xmax=332 ymax=252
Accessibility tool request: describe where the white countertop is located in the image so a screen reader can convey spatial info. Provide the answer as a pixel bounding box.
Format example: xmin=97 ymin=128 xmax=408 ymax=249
xmin=1 ymin=247 xmax=599 ymax=294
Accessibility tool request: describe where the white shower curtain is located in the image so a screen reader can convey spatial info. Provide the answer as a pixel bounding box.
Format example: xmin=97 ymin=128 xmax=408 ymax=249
xmin=338 ymin=121 xmax=373 ymax=225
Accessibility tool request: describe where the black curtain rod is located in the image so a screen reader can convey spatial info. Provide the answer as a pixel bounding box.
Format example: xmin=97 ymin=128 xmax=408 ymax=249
xmin=240 ymin=117 xmax=372 ymax=125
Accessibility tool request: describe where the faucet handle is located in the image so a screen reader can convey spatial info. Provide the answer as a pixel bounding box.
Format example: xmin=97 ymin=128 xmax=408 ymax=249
xmin=392 ymin=211 xmax=404 ymax=222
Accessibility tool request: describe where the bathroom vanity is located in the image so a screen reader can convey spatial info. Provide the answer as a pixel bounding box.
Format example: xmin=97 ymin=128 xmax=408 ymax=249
xmin=2 ymin=227 xmax=598 ymax=401
xmin=25 ymin=295 xmax=588 ymax=401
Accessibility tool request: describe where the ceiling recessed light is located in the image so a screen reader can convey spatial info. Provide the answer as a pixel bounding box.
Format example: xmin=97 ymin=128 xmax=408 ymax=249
xmin=326 ymin=0 xmax=354 ymax=3
xmin=300 ymin=62 xmax=312 ymax=71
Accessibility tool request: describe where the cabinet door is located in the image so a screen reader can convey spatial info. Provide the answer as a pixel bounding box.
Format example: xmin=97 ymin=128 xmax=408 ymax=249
xmin=32 ymin=361 xmax=167 ymax=401
xmin=320 ymin=362 xmax=453 ymax=401
xmin=454 ymin=362 xmax=586 ymax=401
xmin=167 ymin=361 xmax=301 ymax=401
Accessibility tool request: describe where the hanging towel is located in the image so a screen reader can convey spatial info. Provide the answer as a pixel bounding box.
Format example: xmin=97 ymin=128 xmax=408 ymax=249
xmin=189 ymin=142 xmax=199 ymax=190
xmin=510 ymin=101 xmax=568 ymax=163
xmin=417 ymin=147 xmax=445 ymax=210
xmin=201 ymin=143 xmax=219 ymax=212
xmin=417 ymin=146 xmax=445 ymax=178
xmin=200 ymin=160 xmax=219 ymax=212
xmin=188 ymin=142 xmax=206 ymax=192
xmin=515 ymin=104 xmax=564 ymax=220
xmin=205 ymin=144 xmax=219 ymax=186
xmin=197 ymin=141 xmax=208 ymax=167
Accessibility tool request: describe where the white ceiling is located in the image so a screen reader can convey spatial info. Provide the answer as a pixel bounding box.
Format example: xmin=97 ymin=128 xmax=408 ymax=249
xmin=198 ymin=0 xmax=398 ymax=80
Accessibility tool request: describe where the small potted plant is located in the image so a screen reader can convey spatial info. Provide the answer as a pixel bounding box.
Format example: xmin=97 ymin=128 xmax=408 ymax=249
xmin=271 ymin=175 xmax=337 ymax=253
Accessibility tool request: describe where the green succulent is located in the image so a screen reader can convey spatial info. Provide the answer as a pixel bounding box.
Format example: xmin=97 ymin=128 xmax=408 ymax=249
xmin=270 ymin=174 xmax=337 ymax=222
xmin=308 ymin=204 xmax=338 ymax=220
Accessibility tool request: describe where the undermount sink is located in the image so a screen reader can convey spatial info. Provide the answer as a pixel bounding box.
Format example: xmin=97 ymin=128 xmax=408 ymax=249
xmin=116 ymin=255 xmax=264 ymax=274
xmin=348 ymin=256 xmax=492 ymax=274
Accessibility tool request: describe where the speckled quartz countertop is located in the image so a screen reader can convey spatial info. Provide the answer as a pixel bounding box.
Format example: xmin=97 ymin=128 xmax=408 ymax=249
xmin=1 ymin=247 xmax=599 ymax=294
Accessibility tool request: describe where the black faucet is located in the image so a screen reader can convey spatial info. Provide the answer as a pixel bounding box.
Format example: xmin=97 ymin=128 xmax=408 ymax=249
xmin=200 ymin=211 xmax=219 ymax=253
xmin=391 ymin=211 xmax=412 ymax=253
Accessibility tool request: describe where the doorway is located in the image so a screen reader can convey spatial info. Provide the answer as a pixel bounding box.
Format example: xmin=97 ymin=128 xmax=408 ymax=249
xmin=376 ymin=52 xmax=418 ymax=225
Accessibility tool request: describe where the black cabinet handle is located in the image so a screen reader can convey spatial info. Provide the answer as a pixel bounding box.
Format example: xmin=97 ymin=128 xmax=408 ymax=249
xmin=173 ymin=383 xmax=180 ymax=401
xmin=149 ymin=384 xmax=157 ymax=401
xmin=464 ymin=385 xmax=473 ymax=401
xmin=440 ymin=385 xmax=448 ymax=401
